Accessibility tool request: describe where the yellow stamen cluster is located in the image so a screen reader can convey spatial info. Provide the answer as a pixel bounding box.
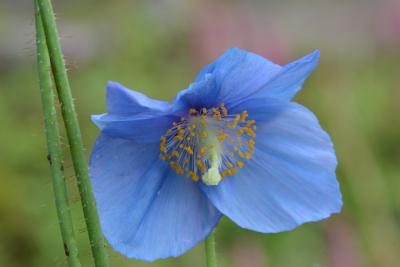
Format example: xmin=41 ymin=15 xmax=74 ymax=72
xmin=159 ymin=103 xmax=256 ymax=184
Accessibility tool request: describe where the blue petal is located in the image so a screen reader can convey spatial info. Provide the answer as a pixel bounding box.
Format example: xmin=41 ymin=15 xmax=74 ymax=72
xmin=92 ymin=82 xmax=177 ymax=143
xmin=91 ymin=113 xmax=177 ymax=143
xmin=174 ymin=48 xmax=281 ymax=108
xmin=172 ymin=74 xmax=218 ymax=111
xmin=106 ymin=81 xmax=171 ymax=115
xmin=90 ymin=135 xmax=221 ymax=261
xmin=251 ymin=50 xmax=320 ymax=101
xmin=228 ymin=97 xmax=288 ymax=123
xmin=200 ymin=102 xmax=342 ymax=233
xmin=173 ymin=48 xmax=319 ymax=109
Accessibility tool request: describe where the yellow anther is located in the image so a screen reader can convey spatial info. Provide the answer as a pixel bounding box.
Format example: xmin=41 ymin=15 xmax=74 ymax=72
xmin=243 ymin=127 xmax=256 ymax=137
xmin=201 ymin=107 xmax=208 ymax=114
xmin=236 ymin=161 xmax=244 ymax=168
xmin=167 ymin=129 xmax=172 ymax=134
xmin=184 ymin=146 xmax=194 ymax=155
xmin=221 ymin=168 xmax=238 ymax=177
xmin=229 ymin=152 xmax=234 ymax=157
xmin=220 ymin=103 xmax=228 ymax=116
xmin=161 ymin=136 xmax=166 ymax=142
xmin=190 ymin=132 xmax=196 ymax=137
xmin=186 ymin=136 xmax=191 ymax=141
xmin=217 ymin=133 xmax=229 ymax=142
xmin=180 ymin=117 xmax=185 ymax=122
xmin=196 ymin=160 xmax=206 ymax=173
xmin=201 ymin=118 xmax=208 ymax=126
xmin=246 ymin=120 xmax=255 ymax=127
xmin=240 ymin=111 xmax=248 ymax=122
xmin=159 ymin=144 xmax=167 ymax=152
xmin=230 ymin=114 xmax=240 ymax=129
xmin=238 ymin=150 xmax=244 ymax=158
xmin=189 ymin=108 xmax=197 ymax=115
xmin=179 ymin=144 xmax=184 ymax=148
xmin=245 ymin=152 xmax=251 ymax=159
xmin=200 ymin=131 xmax=207 ymax=139
xmin=200 ymin=147 xmax=207 ymax=155
xmin=172 ymin=122 xmax=177 ymax=126
xmin=174 ymin=135 xmax=183 ymax=141
xmin=226 ymin=162 xmax=233 ymax=168
xmin=171 ymin=151 xmax=180 ymax=158
xmin=212 ymin=108 xmax=222 ymax=121
xmin=187 ymin=171 xmax=199 ymax=181
xmin=184 ymin=158 xmax=189 ymax=164
xmin=176 ymin=166 xmax=184 ymax=174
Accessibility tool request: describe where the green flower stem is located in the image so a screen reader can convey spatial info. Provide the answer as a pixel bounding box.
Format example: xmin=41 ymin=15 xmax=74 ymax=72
xmin=36 ymin=0 xmax=110 ymax=266
xmin=205 ymin=230 xmax=218 ymax=267
xmin=35 ymin=2 xmax=81 ymax=266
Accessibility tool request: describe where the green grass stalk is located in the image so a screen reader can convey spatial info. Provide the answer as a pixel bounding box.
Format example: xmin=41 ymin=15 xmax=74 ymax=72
xmin=36 ymin=0 xmax=110 ymax=266
xmin=34 ymin=2 xmax=81 ymax=266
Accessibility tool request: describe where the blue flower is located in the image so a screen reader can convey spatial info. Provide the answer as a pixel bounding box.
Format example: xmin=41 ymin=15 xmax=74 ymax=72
xmin=90 ymin=48 xmax=342 ymax=261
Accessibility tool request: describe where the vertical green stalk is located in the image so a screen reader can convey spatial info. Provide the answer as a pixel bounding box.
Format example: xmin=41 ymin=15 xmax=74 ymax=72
xmin=36 ymin=0 xmax=110 ymax=266
xmin=35 ymin=2 xmax=81 ymax=267
xmin=205 ymin=230 xmax=218 ymax=267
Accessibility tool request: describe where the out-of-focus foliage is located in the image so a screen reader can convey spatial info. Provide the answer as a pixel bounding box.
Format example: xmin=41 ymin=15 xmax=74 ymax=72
xmin=0 ymin=0 xmax=399 ymax=266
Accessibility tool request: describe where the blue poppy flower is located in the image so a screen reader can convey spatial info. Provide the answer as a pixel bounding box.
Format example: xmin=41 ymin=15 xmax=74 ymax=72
xmin=90 ymin=48 xmax=342 ymax=261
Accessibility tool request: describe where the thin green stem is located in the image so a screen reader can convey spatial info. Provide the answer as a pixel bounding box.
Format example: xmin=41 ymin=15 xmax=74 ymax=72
xmin=36 ymin=0 xmax=110 ymax=266
xmin=205 ymin=230 xmax=218 ymax=267
xmin=35 ymin=2 xmax=81 ymax=266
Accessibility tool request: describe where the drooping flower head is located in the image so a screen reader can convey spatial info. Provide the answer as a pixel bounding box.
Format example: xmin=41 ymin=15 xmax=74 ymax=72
xmin=90 ymin=48 xmax=342 ymax=261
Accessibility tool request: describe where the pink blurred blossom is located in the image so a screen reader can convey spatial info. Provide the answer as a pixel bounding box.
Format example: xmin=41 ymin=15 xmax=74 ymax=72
xmin=326 ymin=218 xmax=363 ymax=267
xmin=188 ymin=2 xmax=288 ymax=68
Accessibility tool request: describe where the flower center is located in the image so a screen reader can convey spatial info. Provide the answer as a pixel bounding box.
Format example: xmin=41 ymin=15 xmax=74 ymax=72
xmin=159 ymin=103 xmax=256 ymax=186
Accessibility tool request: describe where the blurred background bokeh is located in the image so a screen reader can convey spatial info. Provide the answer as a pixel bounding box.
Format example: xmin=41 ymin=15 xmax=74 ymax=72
xmin=1 ymin=0 xmax=400 ymax=266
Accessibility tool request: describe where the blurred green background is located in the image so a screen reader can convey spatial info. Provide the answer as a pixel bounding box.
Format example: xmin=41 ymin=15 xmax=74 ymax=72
xmin=1 ymin=0 xmax=400 ymax=266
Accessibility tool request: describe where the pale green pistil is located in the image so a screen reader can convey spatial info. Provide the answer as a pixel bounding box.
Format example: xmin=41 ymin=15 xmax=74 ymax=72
xmin=201 ymin=137 xmax=223 ymax=186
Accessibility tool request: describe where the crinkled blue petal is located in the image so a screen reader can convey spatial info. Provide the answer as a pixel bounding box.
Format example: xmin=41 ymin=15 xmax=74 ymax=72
xmin=228 ymin=97 xmax=288 ymax=123
xmin=92 ymin=82 xmax=177 ymax=143
xmin=173 ymin=48 xmax=319 ymax=109
xmin=250 ymin=50 xmax=320 ymax=101
xmin=90 ymin=134 xmax=222 ymax=261
xmin=91 ymin=113 xmax=177 ymax=143
xmin=174 ymin=48 xmax=281 ymax=108
xmin=172 ymin=74 xmax=218 ymax=111
xmin=106 ymin=81 xmax=171 ymax=115
xmin=200 ymin=102 xmax=342 ymax=233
